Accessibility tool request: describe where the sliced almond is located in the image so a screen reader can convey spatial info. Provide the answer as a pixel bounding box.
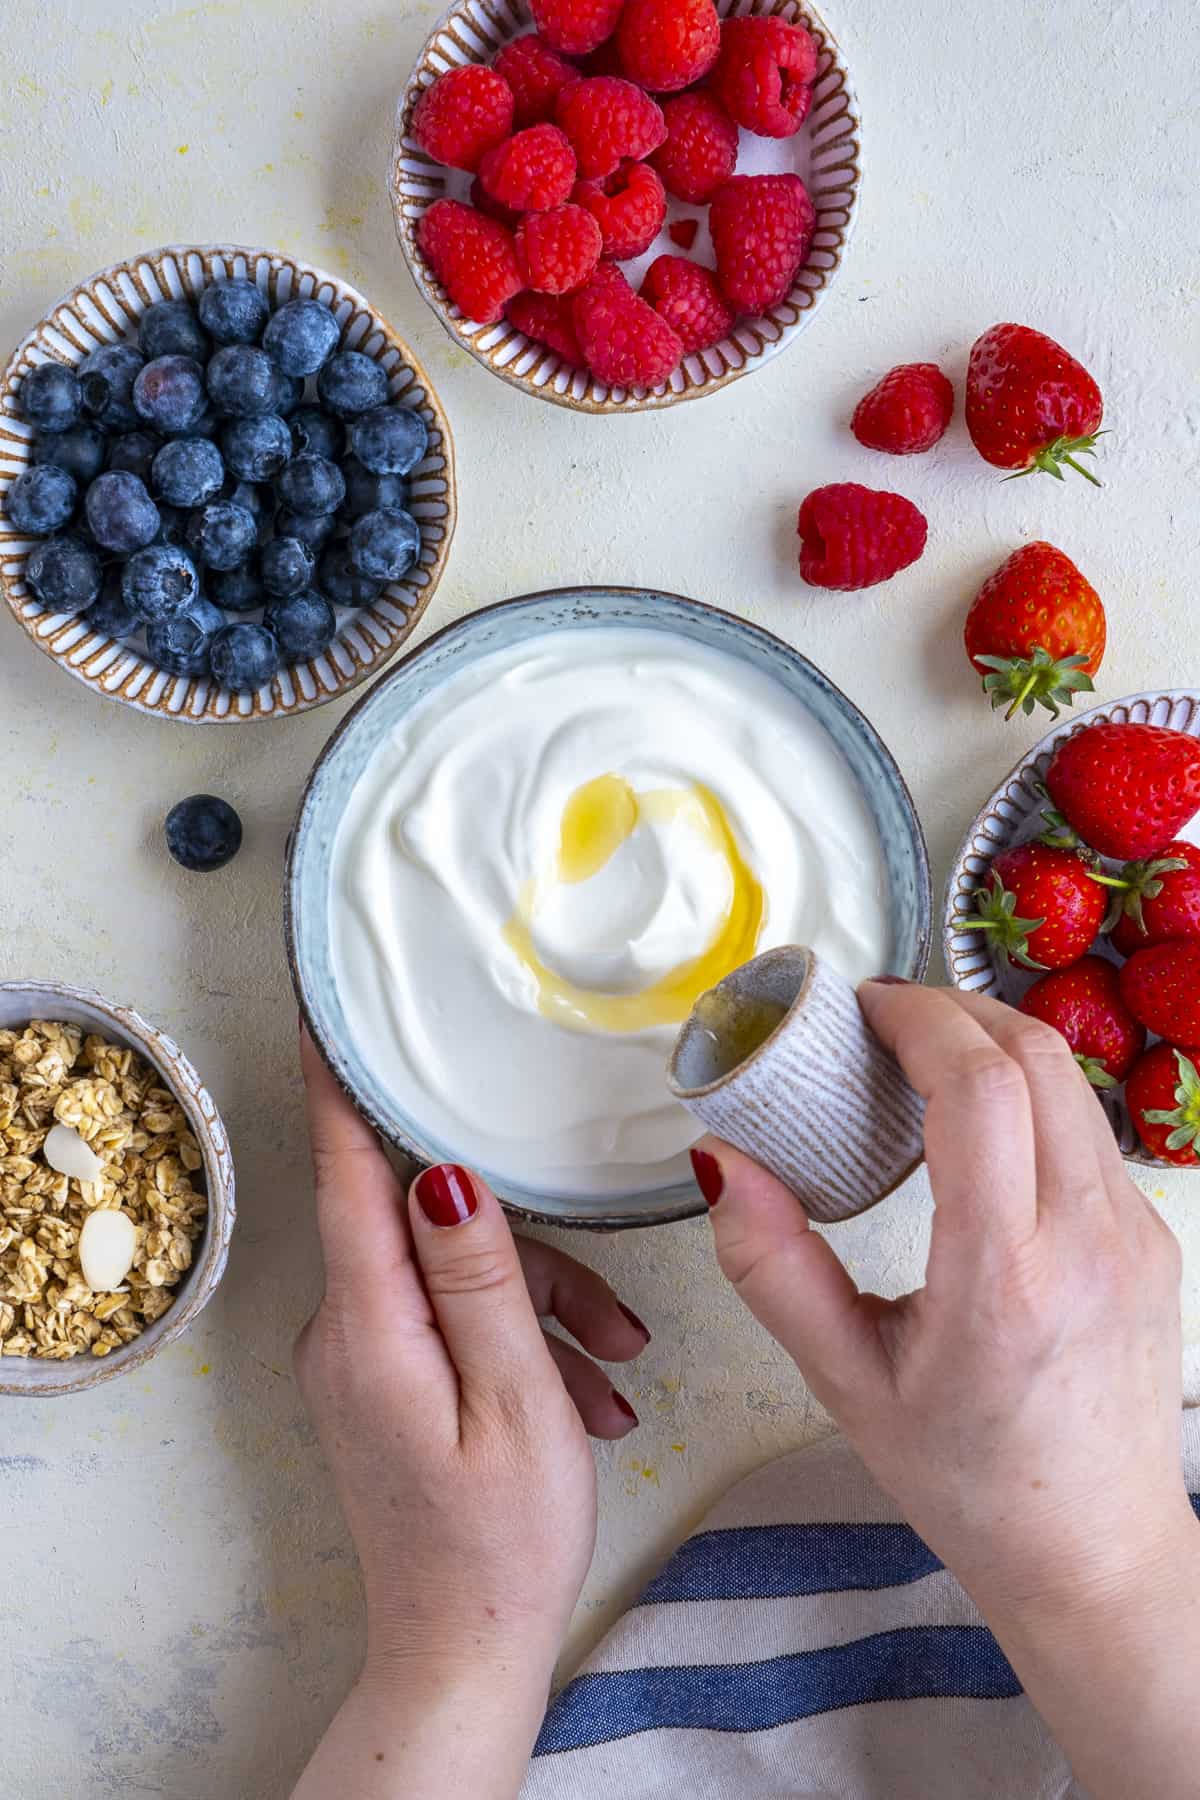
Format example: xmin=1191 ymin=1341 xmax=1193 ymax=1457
xmin=78 ymin=1209 xmax=137 ymax=1292
xmin=43 ymin=1122 xmax=103 ymax=1184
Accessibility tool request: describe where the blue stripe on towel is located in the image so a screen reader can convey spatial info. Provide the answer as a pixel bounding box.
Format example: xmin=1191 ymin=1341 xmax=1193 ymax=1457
xmin=533 ymin=1625 xmax=1021 ymax=1756
xmin=639 ymin=1523 xmax=942 ymax=1605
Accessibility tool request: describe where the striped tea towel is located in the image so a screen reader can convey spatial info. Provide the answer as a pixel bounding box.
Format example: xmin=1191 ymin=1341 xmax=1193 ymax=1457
xmin=522 ymin=1412 xmax=1200 ymax=1800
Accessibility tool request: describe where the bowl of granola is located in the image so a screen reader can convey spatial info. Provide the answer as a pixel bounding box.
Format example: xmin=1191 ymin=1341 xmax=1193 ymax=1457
xmin=0 ymin=981 xmax=234 ymax=1395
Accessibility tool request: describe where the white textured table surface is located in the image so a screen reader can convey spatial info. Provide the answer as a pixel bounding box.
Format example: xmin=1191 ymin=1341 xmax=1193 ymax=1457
xmin=2 ymin=1 xmax=1198 ymax=1793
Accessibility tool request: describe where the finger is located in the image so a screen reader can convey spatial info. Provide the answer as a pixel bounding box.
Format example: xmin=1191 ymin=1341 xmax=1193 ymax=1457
xmin=542 ymin=1332 xmax=640 ymax=1438
xmin=516 ymin=1236 xmax=651 ymax=1362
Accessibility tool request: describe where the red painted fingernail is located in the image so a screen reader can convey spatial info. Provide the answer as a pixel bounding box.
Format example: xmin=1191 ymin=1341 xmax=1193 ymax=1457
xmin=872 ymin=975 xmax=911 ymax=985
xmin=690 ymin=1147 xmax=723 ymax=1208
xmin=611 ymin=1390 xmax=638 ymax=1424
xmin=414 ymin=1164 xmax=478 ymax=1227
xmin=618 ymin=1302 xmax=651 ymax=1342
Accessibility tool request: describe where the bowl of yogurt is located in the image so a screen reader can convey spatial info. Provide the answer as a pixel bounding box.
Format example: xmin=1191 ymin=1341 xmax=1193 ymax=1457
xmin=286 ymin=588 xmax=931 ymax=1227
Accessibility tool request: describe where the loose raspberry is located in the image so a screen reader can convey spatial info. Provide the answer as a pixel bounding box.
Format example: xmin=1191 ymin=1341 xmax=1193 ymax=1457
xmin=493 ymin=34 xmax=578 ymax=128
xmin=556 ymin=77 xmax=667 ymax=180
xmin=669 ymin=218 xmax=699 ymax=250
xmin=852 ymin=363 xmax=954 ymax=455
xmin=797 ymin=484 xmax=928 ymax=591
xmin=416 ymin=199 xmax=523 ymax=323
xmin=713 ymin=15 xmax=818 ymax=137
xmin=516 ymin=204 xmax=603 ymax=294
xmin=709 ymin=173 xmax=815 ymax=313
xmin=640 ymin=255 xmax=736 ymax=352
xmin=651 ymin=90 xmax=738 ymax=204
xmin=478 ymin=123 xmax=577 ymax=211
xmin=410 ymin=65 xmax=515 ymax=173
xmin=616 ymin=0 xmax=720 ymax=92
xmin=531 ymin=0 xmax=624 ymax=57
xmin=470 ymin=176 xmax=522 ymax=227
xmin=506 ymin=291 xmax=586 ymax=365
xmin=572 ymin=161 xmax=667 ymax=259
xmin=572 ymin=262 xmax=684 ymax=388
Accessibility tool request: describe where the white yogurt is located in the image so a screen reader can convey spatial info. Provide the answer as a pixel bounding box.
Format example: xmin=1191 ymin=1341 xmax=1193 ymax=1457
xmin=329 ymin=628 xmax=891 ymax=1196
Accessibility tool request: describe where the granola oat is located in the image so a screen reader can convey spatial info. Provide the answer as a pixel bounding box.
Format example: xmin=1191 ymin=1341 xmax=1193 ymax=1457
xmin=0 ymin=1021 xmax=207 ymax=1360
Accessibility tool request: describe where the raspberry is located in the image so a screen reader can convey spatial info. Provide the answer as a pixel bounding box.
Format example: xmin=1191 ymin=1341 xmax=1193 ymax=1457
xmin=506 ymin=291 xmax=586 ymax=365
xmin=651 ymin=90 xmax=738 ymax=204
xmin=669 ymin=218 xmax=699 ymax=250
xmin=416 ymin=199 xmax=523 ymax=323
xmin=493 ymin=34 xmax=578 ymax=128
xmin=556 ymin=77 xmax=667 ymax=180
xmin=410 ymin=65 xmax=515 ymax=172
xmin=616 ymin=0 xmax=720 ymax=92
xmin=709 ymin=173 xmax=815 ymax=313
xmin=797 ymin=484 xmax=928 ymax=591
xmin=852 ymin=363 xmax=954 ymax=455
xmin=516 ymin=204 xmax=603 ymax=294
xmin=531 ymin=0 xmax=624 ymax=57
xmin=470 ymin=175 xmax=522 ymax=227
xmin=573 ymin=263 xmax=684 ymax=388
xmin=713 ymin=15 xmax=818 ymax=137
xmin=572 ymin=161 xmax=667 ymax=259
xmin=640 ymin=255 xmax=735 ymax=352
xmin=478 ymin=123 xmax=577 ymax=210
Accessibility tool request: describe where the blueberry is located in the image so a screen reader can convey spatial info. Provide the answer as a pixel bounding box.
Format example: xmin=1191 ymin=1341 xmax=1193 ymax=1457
xmin=20 ymin=362 xmax=82 ymax=433
xmin=148 ymin=597 xmax=226 ymax=676
xmin=34 ymin=424 xmax=107 ymax=485
xmin=347 ymin=507 xmax=421 ymax=583
xmin=339 ymin=454 xmax=408 ymax=519
xmin=289 ymin=405 xmax=344 ymax=461
xmin=260 ymin=535 xmax=316 ymax=598
xmin=317 ymin=351 xmax=389 ymax=420
xmin=82 ymin=565 xmax=139 ymax=639
xmin=25 ymin=535 xmax=102 ymax=613
xmin=5 ymin=465 xmax=77 ymax=536
xmin=133 ymin=356 xmax=208 ymax=435
xmin=85 ymin=470 xmax=160 ymax=553
xmin=262 ymin=298 xmax=341 ymax=376
xmin=153 ymin=436 xmax=225 ymax=508
xmin=220 ymin=413 xmax=292 ymax=482
xmin=165 ymin=794 xmax=243 ymax=872
xmin=139 ymin=300 xmax=209 ymax=363
xmin=211 ymin=557 xmax=266 ymax=612
xmin=276 ymin=506 xmax=338 ymax=553
xmin=107 ymin=430 xmax=163 ymax=481
xmin=276 ymin=453 xmax=345 ymax=516
xmin=155 ymin=502 xmax=190 ymax=547
xmin=121 ymin=543 xmax=202 ymax=623
xmin=209 ymin=620 xmax=281 ymax=690
xmin=271 ymin=371 xmax=304 ymax=417
xmin=197 ymin=278 xmax=269 ymax=346
xmin=205 ymin=344 xmax=277 ymax=418
xmin=317 ymin=542 xmax=383 ymax=608
xmin=264 ymin=588 xmax=337 ymax=663
xmin=185 ymin=499 xmax=258 ymax=571
xmin=79 ymin=343 xmax=144 ymax=431
xmin=349 ymin=406 xmax=428 ymax=476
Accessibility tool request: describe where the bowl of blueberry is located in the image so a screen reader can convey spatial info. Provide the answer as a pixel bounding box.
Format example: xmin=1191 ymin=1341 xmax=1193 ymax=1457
xmin=0 ymin=245 xmax=456 ymax=721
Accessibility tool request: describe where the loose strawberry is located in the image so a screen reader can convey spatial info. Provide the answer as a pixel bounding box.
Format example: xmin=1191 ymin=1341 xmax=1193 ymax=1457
xmin=1119 ymin=940 xmax=1200 ymax=1043
xmin=1018 ymin=956 xmax=1145 ymax=1087
xmin=964 ymin=542 xmax=1106 ymax=720
xmin=965 ymin=323 xmax=1104 ymax=486
xmin=1108 ymin=841 xmax=1200 ymax=956
xmin=1127 ymin=1043 xmax=1200 ymax=1166
xmin=1045 ymin=722 xmax=1200 ymax=862
xmin=960 ymin=842 xmax=1106 ymax=970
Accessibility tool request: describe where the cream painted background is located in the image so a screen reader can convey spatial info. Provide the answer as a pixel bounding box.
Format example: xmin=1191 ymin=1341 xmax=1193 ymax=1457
xmin=2 ymin=0 xmax=1198 ymax=1793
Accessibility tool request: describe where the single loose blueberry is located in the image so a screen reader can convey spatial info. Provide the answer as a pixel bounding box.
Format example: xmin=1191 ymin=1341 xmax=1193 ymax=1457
xmin=25 ymin=535 xmax=102 ymax=613
xmin=220 ymin=413 xmax=292 ymax=482
xmin=197 ymin=278 xmax=269 ymax=346
xmin=349 ymin=405 xmax=428 ymax=476
xmin=317 ymin=542 xmax=383 ymax=608
xmin=260 ymin=535 xmax=316 ymax=598
xmin=82 ymin=565 xmax=139 ymax=639
xmin=133 ymin=356 xmax=208 ymax=435
xmin=262 ymin=298 xmax=341 ymax=376
xmin=347 ymin=507 xmax=421 ymax=583
xmin=271 ymin=371 xmax=304 ymax=417
xmin=289 ymin=405 xmax=344 ymax=461
xmin=5 ymin=465 xmax=77 ymax=536
xmin=211 ymin=557 xmax=266 ymax=612
xmin=276 ymin=453 xmax=345 ymax=516
xmin=79 ymin=342 xmax=144 ymax=431
xmin=186 ymin=499 xmax=258 ymax=570
xmin=107 ymin=430 xmax=163 ymax=481
xmin=34 ymin=424 xmax=107 ymax=485
xmin=139 ymin=300 xmax=210 ymax=363
xmin=317 ymin=351 xmax=389 ymax=420
xmin=276 ymin=507 xmax=338 ymax=553
xmin=148 ymin=597 xmax=226 ymax=676
xmin=155 ymin=502 xmax=190 ymax=547
xmin=20 ymin=363 xmax=83 ymax=433
xmin=210 ymin=620 xmax=281 ymax=690
xmin=339 ymin=454 xmax=408 ymax=519
xmin=206 ymin=344 xmax=277 ymax=417
xmin=165 ymin=794 xmax=243 ymax=872
xmin=153 ymin=436 xmax=225 ymax=508
xmin=121 ymin=543 xmax=202 ymax=623
xmin=85 ymin=470 xmax=160 ymax=554
xmin=264 ymin=588 xmax=337 ymax=663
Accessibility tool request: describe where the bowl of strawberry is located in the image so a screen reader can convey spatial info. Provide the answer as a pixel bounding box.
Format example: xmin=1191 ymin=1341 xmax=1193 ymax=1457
xmin=946 ymin=697 xmax=1200 ymax=1170
xmin=391 ymin=0 xmax=861 ymax=409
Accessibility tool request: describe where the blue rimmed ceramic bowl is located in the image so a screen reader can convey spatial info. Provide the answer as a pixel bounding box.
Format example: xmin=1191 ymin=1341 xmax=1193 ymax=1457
xmin=285 ymin=587 xmax=931 ymax=1228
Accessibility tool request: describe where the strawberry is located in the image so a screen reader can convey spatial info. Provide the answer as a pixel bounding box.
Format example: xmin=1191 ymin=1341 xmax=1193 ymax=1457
xmin=965 ymin=323 xmax=1104 ymax=486
xmin=960 ymin=842 xmax=1106 ymax=970
xmin=1108 ymin=841 xmax=1200 ymax=956
xmin=1119 ymin=940 xmax=1200 ymax=1043
xmin=1045 ymin=722 xmax=1200 ymax=862
xmin=963 ymin=542 xmax=1105 ymax=720
xmin=1018 ymin=956 xmax=1145 ymax=1087
xmin=1128 ymin=1044 xmax=1200 ymax=1165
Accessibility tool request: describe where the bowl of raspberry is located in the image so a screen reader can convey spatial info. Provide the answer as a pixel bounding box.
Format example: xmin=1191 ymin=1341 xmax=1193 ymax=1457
xmin=0 ymin=246 xmax=456 ymax=722
xmin=391 ymin=0 xmax=861 ymax=411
